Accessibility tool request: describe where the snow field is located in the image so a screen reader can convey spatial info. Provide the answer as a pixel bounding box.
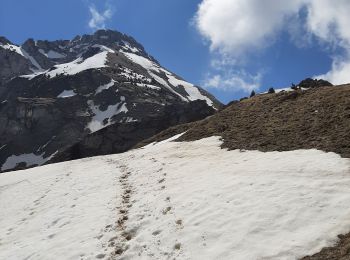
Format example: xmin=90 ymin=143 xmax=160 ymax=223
xmin=116 ymin=137 xmax=350 ymax=259
xmin=1 ymin=136 xmax=350 ymax=259
xmin=0 ymin=156 xmax=121 ymax=260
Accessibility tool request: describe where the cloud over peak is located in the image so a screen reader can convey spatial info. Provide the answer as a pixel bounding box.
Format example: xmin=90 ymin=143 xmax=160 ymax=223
xmin=88 ymin=4 xmax=113 ymax=30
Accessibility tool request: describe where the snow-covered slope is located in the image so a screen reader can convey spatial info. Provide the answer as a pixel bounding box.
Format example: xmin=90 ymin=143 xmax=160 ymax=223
xmin=1 ymin=136 xmax=350 ymax=259
xmin=22 ymin=51 xmax=110 ymax=80
xmin=122 ymin=51 xmax=214 ymax=106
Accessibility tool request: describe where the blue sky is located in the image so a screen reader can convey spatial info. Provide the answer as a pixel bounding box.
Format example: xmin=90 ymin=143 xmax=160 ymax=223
xmin=1 ymin=0 xmax=350 ymax=104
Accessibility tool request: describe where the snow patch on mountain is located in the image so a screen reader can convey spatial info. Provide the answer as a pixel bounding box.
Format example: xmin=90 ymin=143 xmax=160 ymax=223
xmin=260 ymin=87 xmax=310 ymax=95
xmin=47 ymin=51 xmax=109 ymax=78
xmin=122 ymin=51 xmax=214 ymax=106
xmin=95 ymin=80 xmax=115 ymax=94
xmin=0 ymin=43 xmax=24 ymax=56
xmin=57 ymin=90 xmax=76 ymax=98
xmin=165 ymin=72 xmax=214 ymax=107
xmin=119 ymin=67 xmax=150 ymax=82
xmin=122 ymin=51 xmax=156 ymax=71
xmin=1 ymin=152 xmax=57 ymax=171
xmin=122 ymin=51 xmax=188 ymax=101
xmin=121 ymin=116 xmax=138 ymax=123
xmin=23 ymin=51 xmax=110 ymax=80
xmin=92 ymin=44 xmax=115 ymax=53
xmin=121 ymin=41 xmax=140 ymax=53
xmin=87 ymin=97 xmax=128 ymax=132
xmin=136 ymin=83 xmax=161 ymax=90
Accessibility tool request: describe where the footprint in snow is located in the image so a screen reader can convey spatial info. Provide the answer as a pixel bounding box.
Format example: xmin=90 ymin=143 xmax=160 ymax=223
xmin=95 ymin=253 xmax=105 ymax=259
xmin=152 ymin=230 xmax=161 ymax=236
xmin=162 ymin=206 xmax=171 ymax=215
xmin=47 ymin=233 xmax=56 ymax=239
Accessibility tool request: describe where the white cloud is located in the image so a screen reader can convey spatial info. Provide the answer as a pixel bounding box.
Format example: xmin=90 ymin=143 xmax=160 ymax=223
xmin=305 ymin=1 xmax=350 ymax=84
xmin=316 ymin=55 xmax=350 ymax=85
xmin=195 ymin=0 xmax=350 ymax=85
xmin=203 ymin=71 xmax=262 ymax=93
xmin=305 ymin=1 xmax=350 ymax=48
xmin=195 ymin=0 xmax=304 ymax=56
xmin=88 ymin=4 xmax=113 ymax=30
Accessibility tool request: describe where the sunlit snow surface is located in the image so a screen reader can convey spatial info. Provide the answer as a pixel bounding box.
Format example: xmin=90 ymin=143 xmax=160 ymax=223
xmin=45 ymin=51 xmax=109 ymax=78
xmin=0 ymin=157 xmax=118 ymax=260
xmin=21 ymin=51 xmax=109 ymax=80
xmin=122 ymin=52 xmax=214 ymax=107
xmin=1 ymin=136 xmax=350 ymax=259
xmin=95 ymin=80 xmax=115 ymax=95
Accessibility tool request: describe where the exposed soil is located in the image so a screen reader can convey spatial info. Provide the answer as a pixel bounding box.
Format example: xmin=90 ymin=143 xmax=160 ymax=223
xmin=135 ymin=84 xmax=350 ymax=259
xmin=180 ymin=85 xmax=350 ymax=157
xmin=139 ymin=84 xmax=350 ymax=158
xmin=301 ymin=233 xmax=350 ymax=260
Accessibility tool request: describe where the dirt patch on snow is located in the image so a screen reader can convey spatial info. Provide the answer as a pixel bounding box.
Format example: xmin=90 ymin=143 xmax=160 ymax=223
xmin=301 ymin=233 xmax=350 ymax=260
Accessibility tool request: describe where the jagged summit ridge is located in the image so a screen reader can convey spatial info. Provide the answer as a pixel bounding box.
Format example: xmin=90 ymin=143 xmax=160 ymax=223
xmin=0 ymin=29 xmax=154 ymax=75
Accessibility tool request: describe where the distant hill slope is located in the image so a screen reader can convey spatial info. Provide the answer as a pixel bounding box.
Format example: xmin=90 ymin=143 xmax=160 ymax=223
xmin=139 ymin=83 xmax=350 ymax=158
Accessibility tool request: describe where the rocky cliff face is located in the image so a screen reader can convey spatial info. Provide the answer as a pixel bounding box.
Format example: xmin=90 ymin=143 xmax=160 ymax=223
xmin=0 ymin=30 xmax=221 ymax=172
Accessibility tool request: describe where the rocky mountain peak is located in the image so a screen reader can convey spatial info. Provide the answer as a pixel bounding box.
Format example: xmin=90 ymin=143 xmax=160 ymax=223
xmin=22 ymin=38 xmax=36 ymax=49
xmin=74 ymin=29 xmax=155 ymax=62
xmin=93 ymin=29 xmax=145 ymax=50
xmin=0 ymin=29 xmax=159 ymax=81
xmin=0 ymin=36 xmax=11 ymax=45
xmin=0 ymin=29 xmax=221 ymax=172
